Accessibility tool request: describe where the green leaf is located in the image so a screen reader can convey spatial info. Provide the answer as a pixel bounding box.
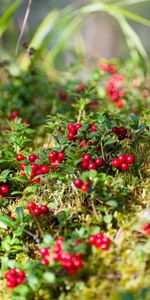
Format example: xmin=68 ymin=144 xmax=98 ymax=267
xmin=103 ymin=214 xmax=113 ymax=224
xmin=107 ymin=200 xmax=118 ymax=208
xmin=43 ymin=234 xmax=54 ymax=246
xmin=43 ymin=272 xmax=56 ymax=284
xmin=111 ymin=5 xmax=150 ymax=26
xmin=0 ymin=215 xmax=16 ymax=229
xmin=0 ymin=169 xmax=10 ymax=181
xmin=117 ymin=0 xmax=150 ymax=7
xmin=24 ymin=165 xmax=32 ymax=177
xmin=0 ymin=0 xmax=22 ymax=37
xmin=15 ymin=206 xmax=24 ymax=221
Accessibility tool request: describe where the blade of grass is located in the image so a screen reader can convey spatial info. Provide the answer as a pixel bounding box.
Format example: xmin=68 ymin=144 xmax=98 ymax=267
xmin=80 ymin=2 xmax=148 ymax=59
xmin=117 ymin=0 xmax=150 ymax=7
xmin=0 ymin=0 xmax=22 ymax=38
xmin=43 ymin=16 xmax=83 ymax=69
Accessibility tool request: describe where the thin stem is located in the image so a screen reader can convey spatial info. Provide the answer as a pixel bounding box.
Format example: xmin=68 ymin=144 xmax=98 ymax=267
xmin=15 ymin=0 xmax=33 ymax=56
xmin=91 ymin=200 xmax=100 ymax=222
xmin=34 ymin=217 xmax=44 ymax=237
xmin=100 ymin=138 xmax=105 ymax=160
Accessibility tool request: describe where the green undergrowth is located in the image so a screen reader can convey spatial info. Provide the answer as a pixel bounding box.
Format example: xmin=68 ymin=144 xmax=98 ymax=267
xmin=0 ymin=58 xmax=150 ymax=300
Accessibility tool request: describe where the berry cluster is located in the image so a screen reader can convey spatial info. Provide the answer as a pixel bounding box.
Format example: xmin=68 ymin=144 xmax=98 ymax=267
xmin=53 ymin=238 xmax=83 ymax=275
xmin=7 ymin=111 xmax=29 ymax=125
xmin=0 ymin=183 xmax=9 ymax=198
xmin=67 ymin=122 xmax=98 ymax=141
xmin=80 ymin=153 xmax=104 ymax=171
xmin=27 ymin=201 xmax=49 ymax=217
xmin=48 ymin=151 xmax=65 ymax=169
xmin=16 ymin=153 xmax=50 ymax=183
xmin=88 ymin=232 xmax=111 ymax=250
xmin=73 ymin=178 xmax=91 ymax=192
xmin=67 ymin=123 xmax=82 ymax=140
xmin=39 ymin=237 xmax=83 ymax=275
xmin=112 ymin=154 xmax=135 ymax=171
xmin=99 ymin=62 xmax=117 ymax=74
xmin=39 ymin=247 xmax=50 ymax=265
xmin=112 ymin=126 xmax=128 ymax=140
xmin=106 ymin=74 xmax=126 ymax=109
xmin=7 ymin=111 xmax=20 ymax=120
xmin=4 ymin=269 xmax=26 ymax=288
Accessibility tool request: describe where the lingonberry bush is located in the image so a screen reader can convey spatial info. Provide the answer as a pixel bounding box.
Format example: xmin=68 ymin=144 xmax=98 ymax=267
xmin=0 ymin=59 xmax=150 ymax=300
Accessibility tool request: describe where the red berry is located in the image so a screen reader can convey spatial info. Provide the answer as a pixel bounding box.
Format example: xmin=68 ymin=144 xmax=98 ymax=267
xmin=48 ymin=151 xmax=57 ymax=162
xmin=6 ymin=211 xmax=16 ymax=221
xmin=95 ymin=157 xmax=104 ymax=167
xmin=75 ymin=123 xmax=82 ymax=130
xmin=53 ymin=252 xmax=62 ymax=261
xmin=17 ymin=271 xmax=26 ymax=280
xmin=88 ymin=161 xmax=96 ymax=170
xmin=20 ymin=163 xmax=26 ymax=170
xmin=8 ymin=111 xmax=20 ymax=119
xmin=54 ymin=245 xmax=62 ymax=253
xmin=88 ymin=235 xmax=96 ymax=244
xmin=112 ymin=127 xmax=119 ymax=133
xmin=84 ymin=180 xmax=91 ymax=188
xmin=112 ymin=158 xmax=121 ymax=168
xmin=57 ymin=151 xmax=65 ymax=161
xmin=0 ymin=193 xmax=4 ymax=198
xmin=35 ymin=169 xmax=43 ymax=175
xmin=94 ymin=238 xmax=103 ymax=248
xmin=6 ymin=278 xmax=17 ymax=288
xmin=73 ymin=257 xmax=83 ymax=269
xmin=27 ymin=201 xmax=36 ymax=210
xmin=101 ymin=242 xmax=110 ymax=251
xmin=30 ymin=163 xmax=39 ymax=172
xmin=32 ymin=207 xmax=42 ymax=216
xmin=73 ymin=178 xmax=83 ymax=188
xmin=79 ymin=140 xmax=88 ymax=148
xmin=59 ymin=90 xmax=68 ymax=101
xmin=42 ymin=257 xmax=49 ymax=265
xmin=67 ymin=124 xmax=76 ymax=133
xmin=34 ymin=177 xmax=41 ymax=183
xmin=16 ymin=153 xmax=26 ymax=161
xmin=120 ymin=163 xmax=128 ymax=171
xmin=90 ymin=124 xmax=97 ymax=131
xmin=28 ymin=154 xmax=37 ymax=162
xmin=118 ymin=127 xmax=127 ymax=136
xmin=40 ymin=165 xmax=50 ymax=174
xmin=0 ymin=184 xmax=9 ymax=195
xmin=80 ymin=160 xmax=88 ymax=170
xmin=118 ymin=154 xmax=127 ymax=163
xmin=117 ymin=99 xmax=126 ymax=109
xmin=82 ymin=153 xmax=91 ymax=161
xmin=39 ymin=205 xmax=49 ymax=215
xmin=39 ymin=247 xmax=49 ymax=256
xmin=126 ymin=154 xmax=135 ymax=164
xmin=67 ymin=132 xmax=75 ymax=140
xmin=81 ymin=184 xmax=88 ymax=192
xmin=52 ymin=159 xmax=61 ymax=169
xmin=5 ymin=268 xmax=17 ymax=278
xmin=142 ymin=223 xmax=150 ymax=236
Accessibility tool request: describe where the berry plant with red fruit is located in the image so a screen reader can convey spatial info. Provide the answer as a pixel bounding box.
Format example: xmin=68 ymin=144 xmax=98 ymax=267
xmin=0 ymin=58 xmax=150 ymax=300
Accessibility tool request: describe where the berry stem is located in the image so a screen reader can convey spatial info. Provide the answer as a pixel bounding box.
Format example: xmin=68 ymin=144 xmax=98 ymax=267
xmin=33 ymin=217 xmax=44 ymax=237
xmin=100 ymin=138 xmax=105 ymax=161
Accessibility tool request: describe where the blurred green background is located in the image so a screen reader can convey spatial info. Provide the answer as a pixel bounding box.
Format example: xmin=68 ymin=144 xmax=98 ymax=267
xmin=0 ymin=0 xmax=150 ymax=71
